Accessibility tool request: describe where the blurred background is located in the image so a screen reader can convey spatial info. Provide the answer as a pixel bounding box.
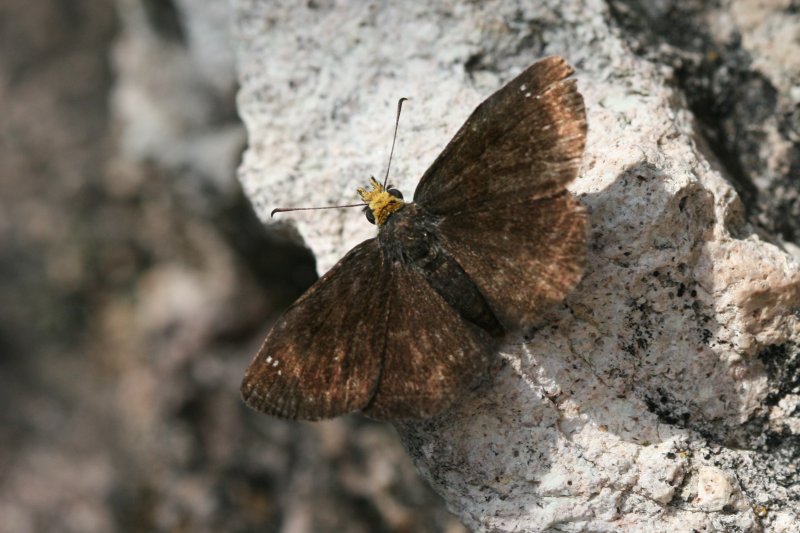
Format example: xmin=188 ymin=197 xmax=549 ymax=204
xmin=0 ymin=1 xmax=466 ymax=531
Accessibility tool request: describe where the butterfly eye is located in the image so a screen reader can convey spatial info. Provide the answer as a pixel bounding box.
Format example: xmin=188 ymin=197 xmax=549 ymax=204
xmin=364 ymin=206 xmax=376 ymax=224
xmin=388 ymin=188 xmax=403 ymax=199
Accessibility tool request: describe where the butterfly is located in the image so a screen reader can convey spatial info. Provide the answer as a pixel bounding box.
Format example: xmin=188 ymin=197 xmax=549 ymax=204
xmin=241 ymin=56 xmax=587 ymax=420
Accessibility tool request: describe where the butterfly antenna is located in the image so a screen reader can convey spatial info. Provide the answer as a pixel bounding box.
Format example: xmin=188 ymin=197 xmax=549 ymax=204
xmin=271 ymin=203 xmax=367 ymax=218
xmin=382 ymin=97 xmax=408 ymax=189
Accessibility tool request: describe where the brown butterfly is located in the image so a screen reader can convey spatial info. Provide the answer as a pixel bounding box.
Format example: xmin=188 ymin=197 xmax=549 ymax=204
xmin=241 ymin=56 xmax=587 ymax=420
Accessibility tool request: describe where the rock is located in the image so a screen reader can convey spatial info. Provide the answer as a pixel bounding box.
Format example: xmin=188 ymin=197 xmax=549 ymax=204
xmin=610 ymin=0 xmax=800 ymax=245
xmin=234 ymin=0 xmax=800 ymax=531
xmin=695 ymin=466 xmax=737 ymax=512
xmin=111 ymin=0 xmax=244 ymax=195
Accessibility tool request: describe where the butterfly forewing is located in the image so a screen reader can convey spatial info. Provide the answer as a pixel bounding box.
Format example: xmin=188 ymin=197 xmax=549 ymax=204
xmin=413 ymin=56 xmax=586 ymax=213
xmin=363 ymin=263 xmax=494 ymax=420
xmin=413 ymin=55 xmax=588 ymax=330
xmin=241 ymin=239 xmax=390 ymax=420
xmin=434 ymin=192 xmax=587 ymax=330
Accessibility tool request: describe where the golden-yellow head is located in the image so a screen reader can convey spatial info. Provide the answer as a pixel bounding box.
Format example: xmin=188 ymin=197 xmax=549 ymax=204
xmin=357 ymin=177 xmax=405 ymax=226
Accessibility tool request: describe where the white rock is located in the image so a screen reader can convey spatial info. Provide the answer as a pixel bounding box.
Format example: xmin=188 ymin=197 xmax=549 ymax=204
xmin=695 ymin=466 xmax=735 ymax=511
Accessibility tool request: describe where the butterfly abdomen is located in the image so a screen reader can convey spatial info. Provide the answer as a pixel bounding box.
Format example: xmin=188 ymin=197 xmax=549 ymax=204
xmin=380 ymin=203 xmax=504 ymax=338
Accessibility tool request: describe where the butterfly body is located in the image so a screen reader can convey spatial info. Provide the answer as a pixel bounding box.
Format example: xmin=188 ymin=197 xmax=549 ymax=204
xmin=379 ymin=200 xmax=505 ymax=338
xmin=242 ymin=56 xmax=588 ymax=420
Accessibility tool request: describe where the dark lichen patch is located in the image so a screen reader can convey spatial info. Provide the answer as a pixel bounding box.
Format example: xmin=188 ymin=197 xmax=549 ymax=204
xmin=758 ymin=343 xmax=800 ymax=407
xmin=643 ymin=388 xmax=691 ymax=427
xmin=709 ymin=342 xmax=800 ymax=454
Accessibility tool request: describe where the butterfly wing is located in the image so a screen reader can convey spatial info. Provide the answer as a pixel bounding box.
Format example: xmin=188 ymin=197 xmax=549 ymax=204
xmin=414 ymin=56 xmax=588 ymax=329
xmin=413 ymin=56 xmax=586 ymax=213
xmin=242 ymin=236 xmax=494 ymax=420
xmin=434 ymin=193 xmax=586 ymax=329
xmin=363 ymin=261 xmax=494 ymax=420
xmin=241 ymin=238 xmax=390 ymax=420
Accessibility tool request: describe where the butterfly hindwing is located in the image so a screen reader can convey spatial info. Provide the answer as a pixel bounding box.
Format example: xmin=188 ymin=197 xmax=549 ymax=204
xmin=363 ymin=261 xmax=494 ymax=420
xmin=241 ymin=239 xmax=389 ymax=420
xmin=434 ymin=192 xmax=587 ymax=330
xmin=413 ymin=56 xmax=586 ymax=214
xmin=242 ymin=236 xmax=494 ymax=420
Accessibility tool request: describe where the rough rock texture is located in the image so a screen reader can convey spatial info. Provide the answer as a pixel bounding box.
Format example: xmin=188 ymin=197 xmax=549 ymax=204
xmin=235 ymin=0 xmax=800 ymax=531
xmin=610 ymin=0 xmax=800 ymax=246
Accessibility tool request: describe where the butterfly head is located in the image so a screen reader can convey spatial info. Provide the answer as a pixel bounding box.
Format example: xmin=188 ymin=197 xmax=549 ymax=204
xmin=357 ymin=177 xmax=405 ymax=226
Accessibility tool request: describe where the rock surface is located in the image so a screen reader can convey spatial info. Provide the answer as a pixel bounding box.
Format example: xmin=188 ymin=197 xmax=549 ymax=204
xmin=235 ymin=0 xmax=800 ymax=531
